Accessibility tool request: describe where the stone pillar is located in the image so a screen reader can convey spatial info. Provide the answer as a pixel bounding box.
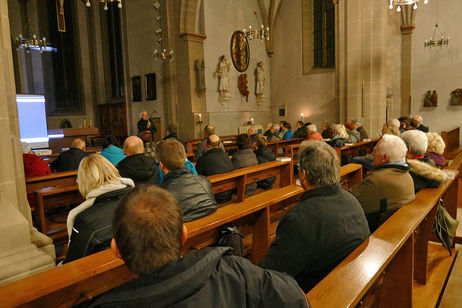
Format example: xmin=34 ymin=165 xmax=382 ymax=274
xmin=0 ymin=0 xmax=55 ymax=286
xmin=400 ymin=5 xmax=416 ymax=117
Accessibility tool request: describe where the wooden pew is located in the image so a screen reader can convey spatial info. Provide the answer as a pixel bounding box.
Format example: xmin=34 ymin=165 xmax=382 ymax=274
xmin=441 ymin=127 xmax=461 ymax=159
xmin=334 ymin=138 xmax=379 ymax=166
xmin=307 ymin=174 xmax=458 ymax=307
xmin=266 ymin=138 xmax=304 ymax=157
xmin=0 ymin=163 xmax=365 ymax=307
xmin=26 ymin=171 xmax=78 ymax=196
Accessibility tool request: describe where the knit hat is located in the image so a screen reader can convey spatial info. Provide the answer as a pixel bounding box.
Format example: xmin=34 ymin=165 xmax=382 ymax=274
xmin=21 ymin=142 xmax=32 ymax=154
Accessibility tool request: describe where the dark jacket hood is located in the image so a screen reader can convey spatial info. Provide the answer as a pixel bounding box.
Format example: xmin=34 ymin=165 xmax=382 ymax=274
xmin=117 ymin=154 xmax=157 ymax=182
xmin=376 ymin=160 xmax=410 ymax=171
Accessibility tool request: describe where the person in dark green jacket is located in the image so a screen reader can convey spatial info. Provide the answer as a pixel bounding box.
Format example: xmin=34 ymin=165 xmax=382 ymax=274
xmin=294 ymin=121 xmax=308 ymax=139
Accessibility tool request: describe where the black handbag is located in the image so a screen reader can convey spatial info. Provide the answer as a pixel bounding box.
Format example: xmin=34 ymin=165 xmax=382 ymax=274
xmin=432 ymin=199 xmax=459 ymax=255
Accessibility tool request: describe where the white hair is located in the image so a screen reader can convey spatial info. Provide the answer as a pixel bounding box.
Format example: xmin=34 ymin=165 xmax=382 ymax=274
xmin=413 ymin=115 xmax=423 ymax=124
xmin=307 ymin=124 xmax=317 ymax=133
xmin=388 ymin=119 xmax=400 ymax=129
xmin=352 ymin=119 xmax=361 ymax=126
xmin=332 ymin=124 xmax=348 ymax=139
xmin=377 ymin=134 xmax=408 ymax=162
xmin=401 ymin=130 xmax=428 ymax=156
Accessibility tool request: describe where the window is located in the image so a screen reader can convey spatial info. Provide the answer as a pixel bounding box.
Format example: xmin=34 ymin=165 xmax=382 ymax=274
xmin=302 ymin=0 xmax=336 ymax=73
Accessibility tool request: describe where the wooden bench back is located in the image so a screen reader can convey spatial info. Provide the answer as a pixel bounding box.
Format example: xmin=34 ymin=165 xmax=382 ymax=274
xmin=26 ymin=171 xmax=78 ymax=195
xmin=441 ymin=127 xmax=460 ymax=158
xmin=266 ymin=138 xmax=304 ymax=156
xmin=334 ymin=138 xmax=379 ymax=165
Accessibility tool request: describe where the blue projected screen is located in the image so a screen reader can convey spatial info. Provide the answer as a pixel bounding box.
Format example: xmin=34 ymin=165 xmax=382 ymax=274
xmin=16 ymin=95 xmax=49 ymax=149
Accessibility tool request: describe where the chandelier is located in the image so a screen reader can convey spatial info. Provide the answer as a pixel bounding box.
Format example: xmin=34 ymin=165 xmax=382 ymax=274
xmin=424 ymin=0 xmax=449 ymax=49
xmin=153 ymin=1 xmax=174 ymax=61
xmin=15 ymin=0 xmax=47 ymax=54
xmin=242 ymin=25 xmax=270 ymax=42
xmin=83 ymin=0 xmax=122 ymax=11
xmin=389 ymin=0 xmax=428 ymax=12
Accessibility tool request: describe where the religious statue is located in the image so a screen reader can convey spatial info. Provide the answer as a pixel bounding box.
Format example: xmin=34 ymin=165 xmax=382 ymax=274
xmin=56 ymin=0 xmax=66 ymax=32
xmin=450 ymin=88 xmax=462 ymax=106
xmin=431 ymin=90 xmax=438 ymax=106
xmin=255 ymin=61 xmax=265 ymax=96
xmin=238 ymin=74 xmax=249 ymax=102
xmin=194 ymin=59 xmax=206 ymax=95
xmin=217 ymin=55 xmax=230 ymax=96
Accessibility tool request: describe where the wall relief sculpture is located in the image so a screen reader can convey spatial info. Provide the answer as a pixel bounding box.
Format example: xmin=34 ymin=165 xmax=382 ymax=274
xmin=450 ymin=89 xmax=462 ymax=106
xmin=230 ymin=31 xmax=250 ymax=72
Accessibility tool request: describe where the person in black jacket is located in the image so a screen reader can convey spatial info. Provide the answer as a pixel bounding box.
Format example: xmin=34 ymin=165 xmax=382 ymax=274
xmin=259 ymin=140 xmax=370 ymax=293
xmin=117 ymin=136 xmax=158 ymax=186
xmin=89 ymin=185 xmax=309 ymax=308
xmin=158 ymin=139 xmax=217 ymax=222
xmin=64 ymin=154 xmax=134 ymax=263
xmin=163 ymin=123 xmax=186 ymax=151
xmin=137 ymin=111 xmax=157 ymax=136
xmin=294 ymin=121 xmax=308 ymax=139
xmin=232 ymin=134 xmax=259 ymax=195
xmin=254 ymin=135 xmax=276 ymax=189
xmin=50 ymin=138 xmax=89 ymax=172
xmin=412 ymin=115 xmax=429 ymax=133
xmin=196 ymin=135 xmax=234 ymax=204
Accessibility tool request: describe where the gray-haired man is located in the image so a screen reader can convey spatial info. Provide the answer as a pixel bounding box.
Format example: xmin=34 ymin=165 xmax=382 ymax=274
xmin=259 ymin=140 xmax=370 ymax=293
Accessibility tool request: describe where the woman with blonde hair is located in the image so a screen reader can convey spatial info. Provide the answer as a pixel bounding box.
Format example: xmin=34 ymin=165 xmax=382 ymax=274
xmin=426 ymin=132 xmax=446 ymax=167
xmin=64 ymin=154 xmax=135 ymax=263
xmin=330 ymin=124 xmax=348 ymax=148
xmin=381 ymin=123 xmax=400 ymax=137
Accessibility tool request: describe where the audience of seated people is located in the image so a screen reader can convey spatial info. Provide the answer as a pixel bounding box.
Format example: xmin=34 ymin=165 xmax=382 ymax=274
xmin=195 ymin=125 xmax=223 ymax=160
xmin=253 ymin=134 xmax=276 ymax=189
xmin=294 ymin=121 xmax=308 ymax=139
xmin=65 ymin=154 xmax=134 ymax=263
xmin=231 ymin=134 xmax=259 ymax=195
xmin=352 ymin=119 xmax=368 ymax=140
xmin=158 ymin=139 xmax=217 ymax=222
xmin=426 ymin=132 xmax=446 ymax=167
xmin=116 ymin=136 xmax=159 ymax=186
xmin=345 ymin=122 xmax=360 ymax=143
xmin=259 ymin=140 xmax=370 ymax=293
xmin=22 ymin=142 xmax=51 ymax=177
xmin=330 ymin=124 xmax=348 ymax=148
xmin=50 ymin=138 xmax=89 ymax=172
xmin=99 ymin=135 xmax=125 ymax=165
xmin=139 ymin=130 xmax=157 ymax=160
xmin=349 ymin=134 xmax=415 ymax=232
xmin=88 ymin=185 xmax=309 ymax=307
xmin=307 ymin=124 xmax=323 ymax=141
xmin=281 ymin=122 xmax=294 ymax=140
xmin=401 ymin=130 xmax=447 ymax=193
xmin=195 ymin=134 xmax=234 ymax=204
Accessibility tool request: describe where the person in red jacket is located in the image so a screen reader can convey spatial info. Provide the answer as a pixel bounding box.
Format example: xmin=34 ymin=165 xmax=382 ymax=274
xmin=22 ymin=142 xmax=51 ymax=177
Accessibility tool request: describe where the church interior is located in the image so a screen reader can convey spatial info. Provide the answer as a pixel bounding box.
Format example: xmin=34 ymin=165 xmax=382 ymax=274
xmin=0 ymin=0 xmax=462 ymax=306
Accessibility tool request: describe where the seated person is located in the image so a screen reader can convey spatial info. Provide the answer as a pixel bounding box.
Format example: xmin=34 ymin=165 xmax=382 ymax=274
xmin=195 ymin=125 xmax=223 ymax=160
xmin=139 ymin=131 xmax=157 ymax=160
xmin=352 ymin=119 xmax=368 ymax=140
xmin=163 ymin=123 xmax=186 ymax=151
xmin=381 ymin=122 xmax=401 ymax=136
xmin=307 ymin=124 xmax=322 ymax=141
xmin=345 ymin=122 xmax=360 ymax=143
xmin=159 ymin=139 xmax=217 ymax=222
xmin=195 ymin=135 xmax=234 ymax=204
xmin=330 ymin=124 xmax=348 ymax=148
xmin=412 ymin=115 xmax=429 ymax=133
xmin=321 ymin=121 xmax=333 ymax=139
xmin=294 ymin=121 xmax=308 ymax=139
xmin=232 ymin=134 xmax=259 ymax=195
xmin=263 ymin=122 xmax=272 ymax=137
xmin=50 ymin=138 xmax=89 ymax=172
xmin=260 ymin=140 xmax=369 ymax=293
xmin=248 ymin=126 xmax=258 ymax=143
xmin=254 ymin=135 xmax=276 ymax=189
xmin=22 ymin=141 xmax=51 ymax=177
xmin=64 ymin=154 xmax=134 ymax=263
xmin=281 ymin=122 xmax=294 ymax=140
xmin=349 ymin=134 xmax=415 ymax=232
xmin=426 ymin=132 xmax=446 ymax=167
xmin=398 ymin=116 xmax=411 ymax=133
xmin=137 ymin=110 xmax=156 ymax=136
xmin=99 ymin=135 xmax=125 ymax=165
xmin=401 ymin=130 xmax=447 ymax=193
xmin=117 ymin=136 xmax=158 ymax=186
xmin=157 ymin=156 xmax=197 ymax=184
xmin=266 ymin=124 xmax=281 ymax=142
xmin=90 ymin=185 xmax=309 ymax=307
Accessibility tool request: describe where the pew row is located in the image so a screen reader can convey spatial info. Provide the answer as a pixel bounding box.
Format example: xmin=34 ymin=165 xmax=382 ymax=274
xmin=1 ymin=164 xmax=364 ymax=307
xmin=26 ymin=171 xmax=78 ymax=196
xmin=307 ymin=174 xmax=458 ymax=307
xmin=334 ymin=138 xmax=379 ymax=166
xmin=441 ymin=127 xmax=461 ymax=159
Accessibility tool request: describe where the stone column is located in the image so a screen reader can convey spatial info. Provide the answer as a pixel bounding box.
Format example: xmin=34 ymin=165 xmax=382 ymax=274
xmin=0 ymin=0 xmax=55 ymax=286
xmin=400 ymin=5 xmax=416 ymax=117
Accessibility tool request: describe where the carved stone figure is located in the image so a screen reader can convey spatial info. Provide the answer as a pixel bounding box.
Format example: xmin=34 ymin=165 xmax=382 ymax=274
xmin=450 ymin=88 xmax=462 ymax=106
xmin=424 ymin=90 xmax=433 ymax=107
xmin=238 ymin=74 xmax=249 ymax=102
xmin=255 ymin=61 xmax=265 ymax=96
xmin=194 ymin=59 xmax=206 ymax=95
xmin=217 ymin=55 xmax=230 ymax=95
xmin=431 ymin=90 xmax=438 ymax=106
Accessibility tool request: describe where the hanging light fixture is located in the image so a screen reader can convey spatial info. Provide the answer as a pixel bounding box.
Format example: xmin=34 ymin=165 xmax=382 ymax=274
xmin=242 ymin=11 xmax=270 ymax=43
xmin=389 ymin=0 xmax=429 ymax=12
xmin=15 ymin=1 xmax=47 ymax=53
xmin=424 ymin=0 xmax=449 ymax=49
xmin=83 ymin=0 xmax=122 ymax=11
xmin=152 ymin=1 xmax=174 ymax=61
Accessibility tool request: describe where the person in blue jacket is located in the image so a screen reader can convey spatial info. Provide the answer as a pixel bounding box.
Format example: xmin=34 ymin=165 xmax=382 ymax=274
xmin=282 ymin=122 xmax=294 ymax=140
xmin=99 ymin=135 xmax=125 ymax=165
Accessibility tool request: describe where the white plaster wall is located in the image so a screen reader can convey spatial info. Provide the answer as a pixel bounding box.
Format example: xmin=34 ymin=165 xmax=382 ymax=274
xmin=412 ymin=0 xmax=462 ymax=142
xmin=203 ymin=0 xmax=272 ymax=135
xmin=125 ymin=0 xmax=165 ymax=135
xmin=270 ymin=0 xmax=336 ymax=132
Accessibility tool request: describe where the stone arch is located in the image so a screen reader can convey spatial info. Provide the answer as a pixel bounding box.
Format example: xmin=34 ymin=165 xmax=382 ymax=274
xmin=179 ymin=0 xmax=202 ymax=34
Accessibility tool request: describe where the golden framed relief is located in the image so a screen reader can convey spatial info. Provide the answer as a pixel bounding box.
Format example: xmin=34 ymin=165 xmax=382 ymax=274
xmin=230 ymin=31 xmax=250 ymax=72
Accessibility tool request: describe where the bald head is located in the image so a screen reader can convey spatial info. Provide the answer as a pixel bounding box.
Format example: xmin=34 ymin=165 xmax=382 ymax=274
xmin=204 ymin=125 xmax=216 ymax=138
xmin=206 ymin=135 xmax=221 ymax=149
xmin=124 ymin=136 xmax=145 ymax=156
xmin=72 ymin=139 xmax=86 ymax=150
